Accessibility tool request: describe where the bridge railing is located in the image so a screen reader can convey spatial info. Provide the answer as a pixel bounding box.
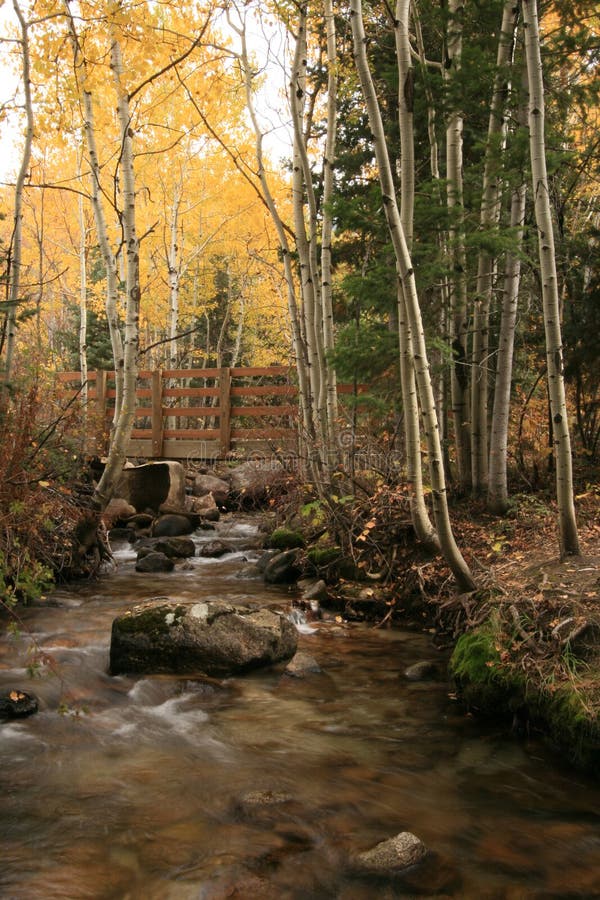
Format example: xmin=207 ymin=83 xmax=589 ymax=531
xmin=56 ymin=366 xmax=362 ymax=461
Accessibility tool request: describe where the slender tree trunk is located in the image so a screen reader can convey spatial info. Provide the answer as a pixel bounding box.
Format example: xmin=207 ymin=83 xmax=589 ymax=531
xmin=471 ymin=0 xmax=518 ymax=494
xmin=3 ymin=0 xmax=34 ymax=389
xmin=64 ymin=0 xmax=124 ymax=426
xmin=227 ymin=8 xmax=313 ymax=451
xmin=488 ymin=180 xmax=527 ymax=513
xmin=94 ymin=36 xmax=141 ymax=509
xmin=350 ymin=0 xmax=476 ymax=590
xmin=78 ymin=162 xmax=89 ymax=423
xmin=522 ymin=0 xmax=580 ymax=555
xmin=395 ymin=0 xmax=439 ymax=550
xmin=290 ymin=2 xmax=328 ymax=464
xmin=445 ymin=0 xmax=471 ymax=491
xmin=322 ymin=0 xmax=339 ymax=462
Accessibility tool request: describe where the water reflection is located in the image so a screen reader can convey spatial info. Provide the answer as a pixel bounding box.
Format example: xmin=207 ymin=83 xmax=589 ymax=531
xmin=1 ymin=516 xmax=599 ymax=898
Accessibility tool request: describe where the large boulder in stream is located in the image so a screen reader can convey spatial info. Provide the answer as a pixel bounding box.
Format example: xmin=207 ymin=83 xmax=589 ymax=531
xmin=109 ymin=601 xmax=298 ymax=677
xmin=116 ymin=461 xmax=186 ymax=513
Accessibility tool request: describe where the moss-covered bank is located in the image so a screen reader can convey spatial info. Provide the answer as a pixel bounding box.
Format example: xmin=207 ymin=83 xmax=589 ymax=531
xmin=449 ymin=616 xmax=600 ymax=772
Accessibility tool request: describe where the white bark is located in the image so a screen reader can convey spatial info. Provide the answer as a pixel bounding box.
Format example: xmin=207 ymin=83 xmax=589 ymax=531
xmin=395 ymin=0 xmax=439 ymax=550
xmin=226 ymin=7 xmax=312 ymax=446
xmin=77 ymin=161 xmax=89 ymax=417
xmin=445 ymin=0 xmax=471 ymax=490
xmin=95 ymin=36 xmax=141 ymax=509
xmin=63 ymin=0 xmax=124 ymax=423
xmin=289 ymin=3 xmax=328 ymax=460
xmin=4 ymin=0 xmax=34 ymax=388
xmin=522 ymin=0 xmax=579 ymax=555
xmin=321 ymin=0 xmax=339 ymax=458
xmin=471 ymin=0 xmax=518 ymax=493
xmin=487 ymin=180 xmax=526 ymax=513
xmin=350 ymin=0 xmax=475 ymax=590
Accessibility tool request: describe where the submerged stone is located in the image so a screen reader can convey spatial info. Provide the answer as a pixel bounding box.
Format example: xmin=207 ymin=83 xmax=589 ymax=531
xmin=109 ymin=600 xmax=298 ymax=677
xmin=353 ymin=831 xmax=428 ymax=874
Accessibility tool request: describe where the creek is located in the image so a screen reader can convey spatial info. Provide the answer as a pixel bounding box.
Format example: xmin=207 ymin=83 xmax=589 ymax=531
xmin=1 ymin=516 xmax=599 ymax=899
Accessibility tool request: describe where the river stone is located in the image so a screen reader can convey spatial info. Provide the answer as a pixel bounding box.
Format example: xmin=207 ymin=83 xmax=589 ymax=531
xmin=284 ymin=652 xmax=322 ymax=678
xmin=140 ymin=537 xmax=196 ymax=559
xmin=263 ymin=549 xmax=301 ymax=584
xmin=152 ymin=514 xmax=195 ymax=537
xmin=109 ymin=600 xmax=298 ymax=676
xmin=353 ymin=832 xmax=428 ymax=874
xmin=198 ymin=539 xmax=233 ymax=558
xmin=116 ymin=461 xmax=186 ymax=513
xmin=0 ymin=689 xmax=39 ymax=718
xmin=135 ymin=551 xmax=175 ymax=573
xmin=404 ymin=660 xmax=441 ymax=682
xmin=192 ymin=474 xmax=230 ymax=507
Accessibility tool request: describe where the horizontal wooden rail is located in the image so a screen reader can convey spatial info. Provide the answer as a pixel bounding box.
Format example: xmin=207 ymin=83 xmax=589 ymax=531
xmin=57 ymin=365 xmax=366 ymax=460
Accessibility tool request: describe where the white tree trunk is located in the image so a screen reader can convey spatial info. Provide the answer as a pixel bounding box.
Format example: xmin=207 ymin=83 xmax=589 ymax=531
xmin=3 ymin=0 xmax=34 ymax=388
xmin=227 ymin=7 xmax=313 ymax=448
xmin=445 ymin=0 xmax=471 ymax=491
xmin=487 ymin=180 xmax=527 ymax=513
xmin=522 ymin=0 xmax=580 ymax=556
xmin=94 ymin=36 xmax=141 ymax=508
xmin=395 ymin=0 xmax=439 ymax=550
xmin=350 ymin=0 xmax=475 ymax=590
xmin=77 ymin=157 xmax=89 ymax=420
xmin=321 ymin=0 xmax=339 ymax=459
xmin=471 ymin=0 xmax=518 ymax=494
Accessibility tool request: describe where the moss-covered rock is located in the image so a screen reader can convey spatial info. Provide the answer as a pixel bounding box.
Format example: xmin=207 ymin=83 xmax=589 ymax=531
xmin=267 ymin=528 xmax=305 ymax=551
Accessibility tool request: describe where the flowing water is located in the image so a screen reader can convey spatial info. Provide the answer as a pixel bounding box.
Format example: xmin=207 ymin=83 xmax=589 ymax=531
xmin=1 ymin=517 xmax=599 ymax=899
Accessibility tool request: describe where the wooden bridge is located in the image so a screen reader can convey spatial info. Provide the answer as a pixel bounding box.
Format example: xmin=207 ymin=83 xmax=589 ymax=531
xmin=57 ymin=366 xmax=360 ymax=461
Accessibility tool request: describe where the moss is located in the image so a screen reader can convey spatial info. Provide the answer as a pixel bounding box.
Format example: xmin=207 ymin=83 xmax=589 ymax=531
xmin=116 ymin=604 xmax=187 ymax=637
xmin=267 ymin=528 xmax=305 ymax=550
xmin=451 ymin=624 xmax=600 ymax=772
xmin=307 ymin=546 xmax=342 ymax=567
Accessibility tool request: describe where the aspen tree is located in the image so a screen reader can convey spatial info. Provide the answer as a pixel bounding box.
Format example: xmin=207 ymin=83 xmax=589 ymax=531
xmin=522 ymin=0 xmax=580 ymax=556
xmin=471 ymin=0 xmax=519 ymax=494
xmin=395 ymin=0 xmax=439 ymax=551
xmin=444 ymin=0 xmax=471 ymax=491
xmin=350 ymin=0 xmax=476 ymax=590
xmin=3 ymin=0 xmax=34 ymax=390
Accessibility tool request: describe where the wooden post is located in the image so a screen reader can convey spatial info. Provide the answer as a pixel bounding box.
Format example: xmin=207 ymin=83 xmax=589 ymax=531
xmin=95 ymin=370 xmax=108 ymax=454
xmin=219 ymin=366 xmax=231 ymax=458
xmin=152 ymin=368 xmax=164 ymax=458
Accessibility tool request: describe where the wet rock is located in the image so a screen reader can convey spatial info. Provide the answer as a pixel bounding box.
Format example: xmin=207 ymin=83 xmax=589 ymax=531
xmin=102 ymin=497 xmax=136 ymax=526
xmin=109 ymin=600 xmax=298 ymax=676
xmin=299 ymin=578 xmax=328 ymax=603
xmin=256 ymin=550 xmax=278 ymax=572
xmin=126 ymin=513 xmax=154 ymax=530
xmin=404 ymin=660 xmax=442 ymax=682
xmin=117 ymin=460 xmax=186 ymax=513
xmin=192 ymin=474 xmax=230 ymax=506
xmin=284 ymin=652 xmax=322 ymax=678
xmin=352 ymin=831 xmax=428 ymax=874
xmin=199 ymin=507 xmax=220 ymax=522
xmin=152 ymin=513 xmax=194 ymax=537
xmin=135 ymin=551 xmax=175 ymax=573
xmin=136 ymin=537 xmax=196 ymax=559
xmin=153 ymin=536 xmax=196 ymax=558
xmin=0 ymin=689 xmax=39 ymax=718
xmin=185 ymin=492 xmax=220 ymax=519
xmin=199 ymin=539 xmax=234 ymax=558
xmin=263 ymin=549 xmax=301 ymax=584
